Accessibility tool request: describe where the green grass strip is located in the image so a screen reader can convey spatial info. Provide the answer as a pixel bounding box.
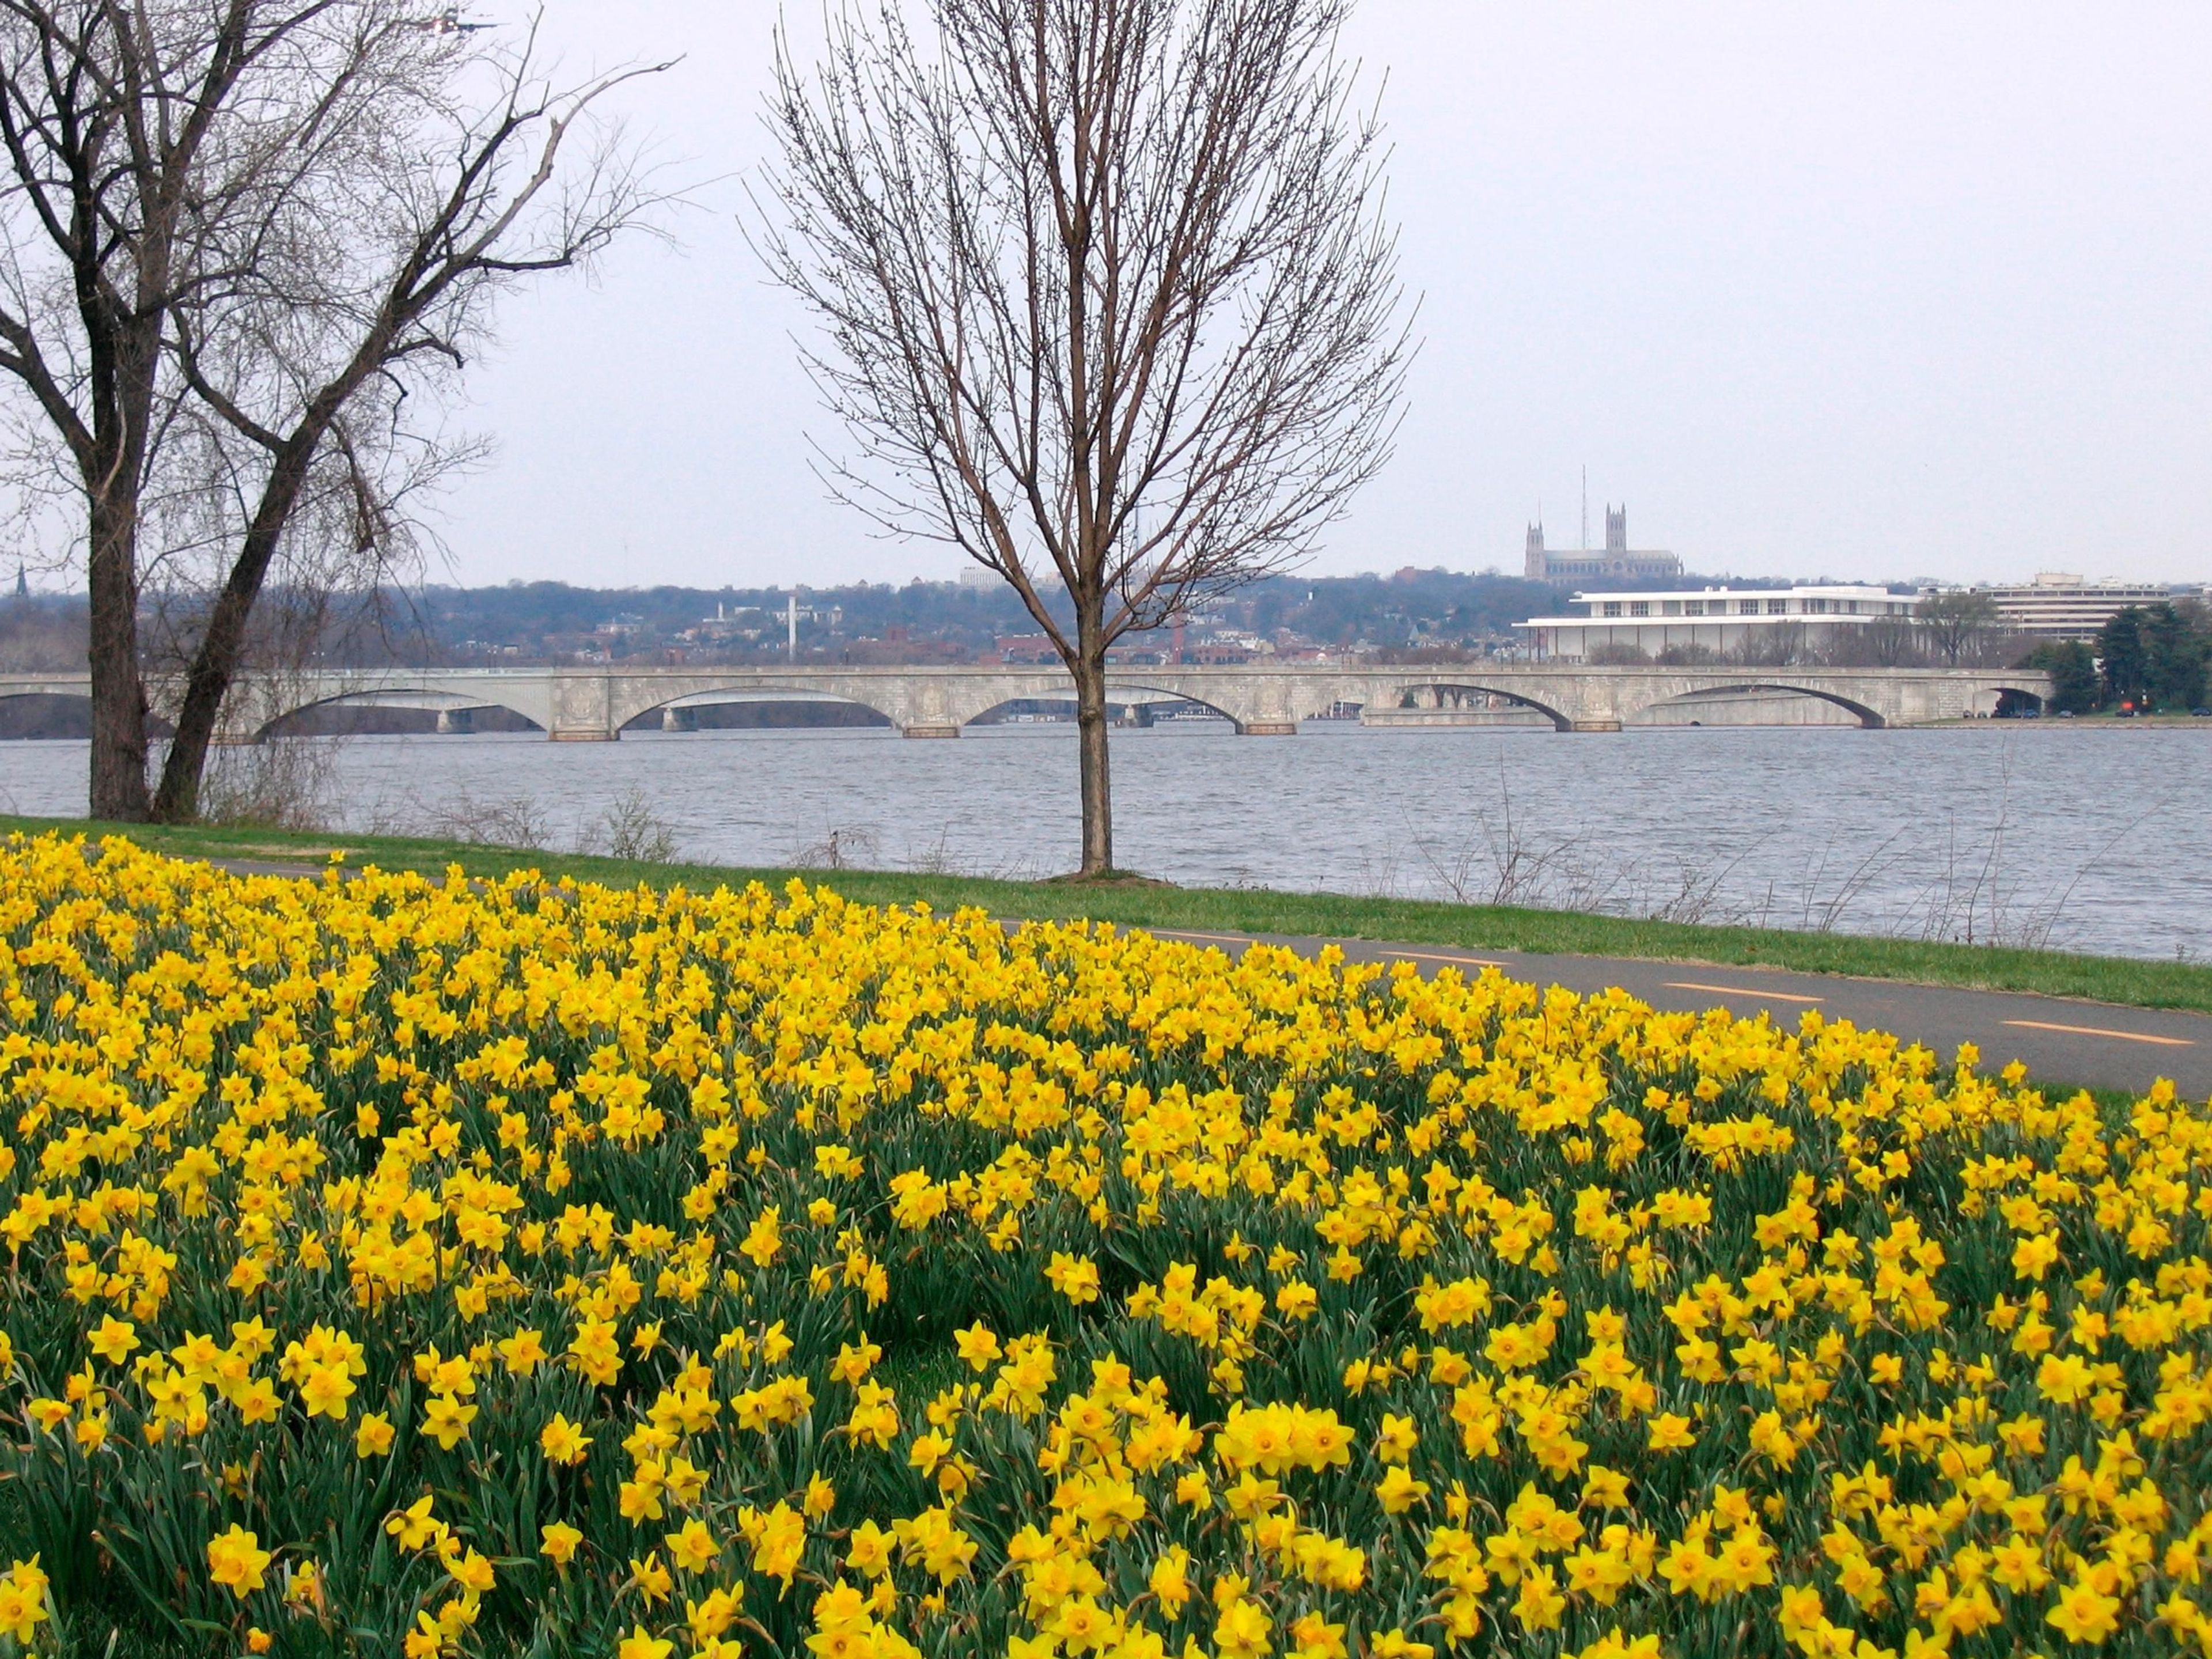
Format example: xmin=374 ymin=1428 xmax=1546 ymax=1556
xmin=6 ymin=812 xmax=2209 ymax=1014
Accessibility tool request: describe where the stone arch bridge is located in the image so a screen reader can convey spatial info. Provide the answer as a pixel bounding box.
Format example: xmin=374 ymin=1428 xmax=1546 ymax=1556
xmin=0 ymin=664 xmax=2052 ymax=740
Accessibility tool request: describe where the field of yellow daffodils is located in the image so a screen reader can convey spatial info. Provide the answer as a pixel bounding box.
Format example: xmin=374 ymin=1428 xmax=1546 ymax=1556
xmin=1 ymin=835 xmax=2209 ymax=1659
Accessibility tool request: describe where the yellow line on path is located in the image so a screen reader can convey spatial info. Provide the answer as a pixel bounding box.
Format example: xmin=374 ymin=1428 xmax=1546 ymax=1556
xmin=1666 ymin=981 xmax=1825 ymax=1005
xmin=2003 ymin=1019 xmax=2194 ymax=1048
xmin=1152 ymin=931 xmax=1506 ymax=969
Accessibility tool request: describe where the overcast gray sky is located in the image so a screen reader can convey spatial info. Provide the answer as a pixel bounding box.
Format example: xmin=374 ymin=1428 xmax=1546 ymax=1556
xmin=440 ymin=1 xmax=2212 ymax=589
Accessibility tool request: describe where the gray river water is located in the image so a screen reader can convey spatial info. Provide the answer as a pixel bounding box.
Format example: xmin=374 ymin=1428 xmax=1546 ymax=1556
xmin=0 ymin=722 xmax=2202 ymax=961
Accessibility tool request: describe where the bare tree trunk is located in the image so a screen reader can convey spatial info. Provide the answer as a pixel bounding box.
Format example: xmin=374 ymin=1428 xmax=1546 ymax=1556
xmin=1072 ymin=635 xmax=1113 ymax=876
xmin=86 ymin=491 xmax=149 ymax=821
xmin=151 ymin=435 xmax=322 ymax=822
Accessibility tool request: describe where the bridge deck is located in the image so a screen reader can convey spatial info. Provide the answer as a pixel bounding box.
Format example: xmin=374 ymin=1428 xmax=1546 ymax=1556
xmin=0 ymin=662 xmax=2054 ymax=740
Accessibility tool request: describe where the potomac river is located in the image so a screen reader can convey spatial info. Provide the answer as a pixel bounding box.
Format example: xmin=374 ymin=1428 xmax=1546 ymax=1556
xmin=0 ymin=722 xmax=2203 ymax=963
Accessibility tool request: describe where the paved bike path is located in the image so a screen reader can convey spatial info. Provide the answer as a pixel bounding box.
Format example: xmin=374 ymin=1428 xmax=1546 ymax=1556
xmin=1135 ymin=926 xmax=2210 ymax=1099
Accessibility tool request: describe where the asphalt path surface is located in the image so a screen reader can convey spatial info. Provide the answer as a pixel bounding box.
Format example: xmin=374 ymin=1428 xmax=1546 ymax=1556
xmin=192 ymin=857 xmax=2205 ymax=1099
xmin=1135 ymin=927 xmax=2210 ymax=1100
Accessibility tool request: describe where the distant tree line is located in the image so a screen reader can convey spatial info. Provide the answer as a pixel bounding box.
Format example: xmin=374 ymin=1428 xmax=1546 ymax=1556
xmin=369 ymin=569 xmax=1580 ymax=660
xmin=0 ymin=571 xmax=1600 ymax=669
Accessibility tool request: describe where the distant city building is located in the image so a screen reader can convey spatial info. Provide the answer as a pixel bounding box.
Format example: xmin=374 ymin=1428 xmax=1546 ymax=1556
xmin=1524 ymin=506 xmax=1682 ymax=582
xmin=997 ymin=634 xmax=1059 ymax=664
xmin=1963 ymin=573 xmax=2177 ymax=641
xmin=1516 ymin=584 xmax=1913 ymax=662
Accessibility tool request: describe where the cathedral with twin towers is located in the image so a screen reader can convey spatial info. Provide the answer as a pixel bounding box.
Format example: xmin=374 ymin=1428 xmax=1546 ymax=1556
xmin=1524 ymin=505 xmax=1683 ymax=582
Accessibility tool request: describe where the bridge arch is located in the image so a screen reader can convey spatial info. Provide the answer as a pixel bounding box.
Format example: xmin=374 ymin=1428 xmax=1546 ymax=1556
xmin=1629 ymin=681 xmax=1889 ymax=730
xmin=1949 ymin=676 xmax=2050 ymax=719
xmin=613 ymin=683 xmax=903 ymax=734
xmin=1095 ymin=680 xmax=1245 ymax=728
xmin=957 ymin=688 xmax=1240 ymax=730
xmin=1387 ymin=681 xmax=1575 ymax=732
xmin=0 ymin=688 xmax=98 ymax=740
xmin=247 ymin=688 xmax=547 ymax=741
xmin=933 ymin=676 xmax=1249 ymax=732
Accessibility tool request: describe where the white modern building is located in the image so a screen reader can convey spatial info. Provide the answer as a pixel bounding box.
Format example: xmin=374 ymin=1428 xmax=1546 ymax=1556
xmin=1964 ymin=573 xmax=2176 ymax=640
xmin=1516 ymin=585 xmax=1915 ymax=662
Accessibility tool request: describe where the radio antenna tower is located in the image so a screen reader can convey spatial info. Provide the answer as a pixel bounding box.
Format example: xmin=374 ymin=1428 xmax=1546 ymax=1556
xmin=1580 ymin=464 xmax=1588 ymax=552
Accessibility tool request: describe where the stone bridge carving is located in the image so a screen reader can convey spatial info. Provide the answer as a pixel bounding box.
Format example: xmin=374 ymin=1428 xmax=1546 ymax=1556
xmin=0 ymin=663 xmax=2055 ymax=741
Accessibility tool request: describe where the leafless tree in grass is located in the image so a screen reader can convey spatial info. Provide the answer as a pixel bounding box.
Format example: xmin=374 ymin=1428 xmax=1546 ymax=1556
xmin=0 ymin=1 xmax=672 ymax=821
xmin=757 ymin=0 xmax=1410 ymax=876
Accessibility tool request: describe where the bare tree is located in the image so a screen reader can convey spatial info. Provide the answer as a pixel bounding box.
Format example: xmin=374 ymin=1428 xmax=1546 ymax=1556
xmin=0 ymin=1 xmax=670 ymax=821
xmin=1730 ymin=622 xmax=1805 ymax=668
xmin=1584 ymin=641 xmax=1651 ymax=666
xmin=0 ymin=0 xmax=263 ymax=817
xmin=759 ymin=0 xmax=1409 ymax=875
xmin=1916 ymin=588 xmax=1999 ymax=667
xmin=1858 ymin=611 xmax=1921 ymax=667
xmin=150 ymin=18 xmax=672 ymax=820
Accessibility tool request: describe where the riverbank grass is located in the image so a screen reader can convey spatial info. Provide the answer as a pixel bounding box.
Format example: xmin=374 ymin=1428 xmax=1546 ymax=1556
xmin=3 ymin=812 xmax=2207 ymax=1014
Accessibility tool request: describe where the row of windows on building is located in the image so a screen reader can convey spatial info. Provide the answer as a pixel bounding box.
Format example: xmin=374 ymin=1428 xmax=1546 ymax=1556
xmin=1592 ymin=595 xmax=1911 ymax=619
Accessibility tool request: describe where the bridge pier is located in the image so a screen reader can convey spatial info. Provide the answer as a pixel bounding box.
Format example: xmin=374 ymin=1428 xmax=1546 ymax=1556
xmin=661 ymin=706 xmax=698 ymax=732
xmin=548 ymin=674 xmax=619 ymax=741
xmin=903 ymin=724 xmax=962 ymax=738
xmin=436 ymin=707 xmax=475 ymax=735
xmin=1569 ymin=719 xmax=1622 ymax=733
xmin=1238 ymin=722 xmax=1298 ymax=737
